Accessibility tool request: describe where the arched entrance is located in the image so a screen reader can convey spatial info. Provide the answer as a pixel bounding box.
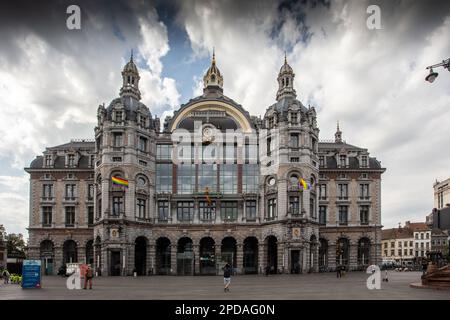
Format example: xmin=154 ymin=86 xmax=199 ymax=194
xmin=358 ymin=238 xmax=371 ymax=268
xmin=266 ymin=235 xmax=278 ymax=274
xmin=63 ymin=240 xmax=78 ymax=264
xmin=199 ymin=237 xmax=216 ymax=275
xmin=40 ymin=240 xmax=54 ymax=275
xmin=177 ymin=237 xmax=193 ymax=275
xmin=319 ymin=238 xmax=328 ymax=272
xmin=221 ymin=237 xmax=237 ymax=269
xmin=135 ymin=236 xmax=147 ymax=276
xmin=86 ymin=240 xmax=94 ymax=266
xmin=156 ymin=237 xmax=171 ymax=275
xmin=336 ymin=238 xmax=350 ymax=269
xmin=243 ymin=237 xmax=258 ymax=274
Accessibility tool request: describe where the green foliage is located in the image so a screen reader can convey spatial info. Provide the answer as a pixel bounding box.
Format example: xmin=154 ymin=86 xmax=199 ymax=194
xmin=9 ymin=274 xmax=22 ymax=284
xmin=6 ymin=233 xmax=26 ymax=258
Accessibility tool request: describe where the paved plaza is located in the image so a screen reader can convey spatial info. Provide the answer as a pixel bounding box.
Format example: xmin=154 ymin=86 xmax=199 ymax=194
xmin=1 ymin=271 xmax=449 ymax=300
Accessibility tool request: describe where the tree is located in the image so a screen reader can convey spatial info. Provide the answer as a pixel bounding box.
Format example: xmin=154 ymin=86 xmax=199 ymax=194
xmin=6 ymin=233 xmax=26 ymax=259
xmin=0 ymin=224 xmax=5 ymax=243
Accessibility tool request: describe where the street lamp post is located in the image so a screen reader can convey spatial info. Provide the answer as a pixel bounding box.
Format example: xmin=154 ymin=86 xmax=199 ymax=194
xmin=425 ymin=58 xmax=450 ymax=83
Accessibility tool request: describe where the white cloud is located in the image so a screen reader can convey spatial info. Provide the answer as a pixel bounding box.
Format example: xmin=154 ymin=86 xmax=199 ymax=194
xmin=0 ymin=4 xmax=180 ymax=238
xmin=178 ymin=0 xmax=450 ymax=228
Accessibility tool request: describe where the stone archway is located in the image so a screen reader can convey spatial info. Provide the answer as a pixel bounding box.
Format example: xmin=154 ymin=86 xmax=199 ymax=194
xmin=155 ymin=237 xmax=171 ymax=275
xmin=243 ymin=237 xmax=258 ymax=274
xmin=134 ymin=236 xmax=148 ymax=276
xmin=266 ymin=235 xmax=278 ymax=274
xmin=199 ymin=237 xmax=216 ymax=275
xmin=63 ymin=240 xmax=78 ymax=264
xmin=40 ymin=240 xmax=54 ymax=275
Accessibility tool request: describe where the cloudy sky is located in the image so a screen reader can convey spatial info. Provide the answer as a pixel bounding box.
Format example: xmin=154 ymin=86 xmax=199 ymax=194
xmin=0 ymin=0 xmax=449 ymax=237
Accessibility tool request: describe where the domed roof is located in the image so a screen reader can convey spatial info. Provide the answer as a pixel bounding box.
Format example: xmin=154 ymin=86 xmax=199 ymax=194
xmin=123 ymin=58 xmax=138 ymax=74
xmin=203 ymin=50 xmax=224 ymax=90
xmin=106 ymin=96 xmax=153 ymax=126
xmin=279 ymin=54 xmax=293 ymax=74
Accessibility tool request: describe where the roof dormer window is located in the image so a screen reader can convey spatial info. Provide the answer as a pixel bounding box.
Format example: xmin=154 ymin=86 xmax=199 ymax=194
xmin=361 ymin=156 xmax=368 ymax=167
xmin=68 ymin=154 xmax=75 ymax=167
xmin=339 ymin=155 xmax=346 ymax=167
xmin=115 ymin=110 xmax=123 ymax=122
xmin=45 ymin=155 xmax=52 ymax=167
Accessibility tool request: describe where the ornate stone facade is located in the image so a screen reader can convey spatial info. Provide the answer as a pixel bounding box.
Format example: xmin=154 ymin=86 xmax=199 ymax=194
xmin=25 ymin=54 xmax=385 ymax=276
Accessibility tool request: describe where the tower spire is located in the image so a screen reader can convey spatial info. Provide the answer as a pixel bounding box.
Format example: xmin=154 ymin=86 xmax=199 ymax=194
xmin=276 ymin=54 xmax=296 ymax=101
xmin=335 ymin=120 xmax=343 ymax=143
xmin=203 ymin=47 xmax=223 ymax=94
xmin=120 ymin=52 xmax=141 ymax=100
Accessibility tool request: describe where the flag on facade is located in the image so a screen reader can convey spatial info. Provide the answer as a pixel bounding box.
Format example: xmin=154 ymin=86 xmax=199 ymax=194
xmin=298 ymin=178 xmax=310 ymax=190
xmin=112 ymin=176 xmax=129 ymax=188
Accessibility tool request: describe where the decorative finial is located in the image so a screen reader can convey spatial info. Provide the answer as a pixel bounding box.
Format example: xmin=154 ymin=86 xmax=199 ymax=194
xmin=212 ymin=47 xmax=216 ymax=63
xmin=284 ymin=51 xmax=287 ymax=64
xmin=337 ymin=120 xmax=340 ymax=132
xmin=130 ymin=49 xmax=133 ymax=62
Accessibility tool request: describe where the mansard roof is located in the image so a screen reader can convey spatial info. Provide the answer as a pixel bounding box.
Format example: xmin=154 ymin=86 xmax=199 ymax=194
xmin=106 ymin=96 xmax=154 ymax=126
xmin=47 ymin=140 xmax=95 ymax=151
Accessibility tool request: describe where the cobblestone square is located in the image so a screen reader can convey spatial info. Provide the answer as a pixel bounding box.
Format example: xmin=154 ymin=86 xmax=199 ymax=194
xmin=1 ymin=271 xmax=449 ymax=300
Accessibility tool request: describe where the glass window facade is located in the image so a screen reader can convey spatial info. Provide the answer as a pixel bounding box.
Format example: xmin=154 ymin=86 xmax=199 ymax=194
xmin=360 ymin=205 xmax=369 ymax=225
xmin=156 ymin=164 xmax=172 ymax=193
xmin=198 ymin=164 xmax=217 ymax=192
xmin=136 ymin=199 xmax=146 ymax=218
xmin=221 ymin=201 xmax=238 ymax=221
xmin=220 ymin=164 xmax=238 ymax=194
xmin=319 ymin=206 xmax=327 ymax=224
xmin=267 ymin=198 xmax=277 ymax=220
xmin=42 ymin=206 xmax=52 ymax=226
xmin=177 ymin=164 xmax=195 ymax=194
xmin=245 ymin=200 xmax=257 ymax=220
xmin=157 ymin=144 xmax=172 ymax=160
xmin=339 ymin=206 xmax=348 ymax=225
xmin=289 ymin=196 xmax=300 ymax=215
xmin=177 ymin=201 xmax=194 ymax=221
xmin=65 ymin=206 xmax=75 ymax=227
xmin=242 ymin=164 xmax=259 ymax=193
xmin=158 ymin=201 xmax=169 ymax=221
xmin=112 ymin=196 xmax=123 ymax=216
xmin=199 ymin=201 xmax=215 ymax=221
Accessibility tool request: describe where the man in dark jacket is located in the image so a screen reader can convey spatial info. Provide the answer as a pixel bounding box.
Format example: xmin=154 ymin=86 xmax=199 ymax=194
xmin=223 ymin=263 xmax=232 ymax=292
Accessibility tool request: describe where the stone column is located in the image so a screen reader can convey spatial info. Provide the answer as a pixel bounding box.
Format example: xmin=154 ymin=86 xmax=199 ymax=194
xmin=170 ymin=244 xmax=177 ymax=275
xmin=236 ymin=243 xmax=243 ymax=274
xmin=193 ymin=244 xmax=200 ymax=275
xmin=277 ymin=242 xmax=284 ymax=274
xmin=101 ymin=246 xmax=108 ymax=276
xmin=328 ymin=243 xmax=336 ymax=271
xmin=101 ymin=179 xmax=109 ymax=218
xmin=258 ymin=243 xmax=266 ymax=274
xmin=215 ymin=243 xmax=221 ymax=275
xmin=349 ymin=241 xmax=358 ymax=271
xmin=148 ymin=244 xmax=155 ymax=275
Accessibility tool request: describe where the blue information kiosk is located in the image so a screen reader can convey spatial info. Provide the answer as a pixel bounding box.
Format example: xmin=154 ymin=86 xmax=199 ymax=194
xmin=22 ymin=260 xmax=42 ymax=289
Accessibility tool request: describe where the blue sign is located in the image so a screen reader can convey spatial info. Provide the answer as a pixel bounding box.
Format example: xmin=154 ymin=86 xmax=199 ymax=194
xmin=22 ymin=260 xmax=41 ymax=289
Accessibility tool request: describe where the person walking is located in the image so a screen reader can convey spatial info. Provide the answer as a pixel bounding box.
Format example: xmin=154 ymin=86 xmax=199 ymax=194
xmin=336 ymin=265 xmax=341 ymax=278
xmin=223 ymin=263 xmax=232 ymax=292
xmin=2 ymin=269 xmax=10 ymax=284
xmin=83 ymin=265 xmax=94 ymax=290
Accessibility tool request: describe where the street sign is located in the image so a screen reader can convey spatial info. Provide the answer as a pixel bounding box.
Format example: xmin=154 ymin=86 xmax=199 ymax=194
xmin=22 ymin=260 xmax=41 ymax=289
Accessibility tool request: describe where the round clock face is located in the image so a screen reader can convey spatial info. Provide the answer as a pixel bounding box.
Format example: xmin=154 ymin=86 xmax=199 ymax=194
xmin=202 ymin=126 xmax=215 ymax=141
xmin=268 ymin=177 xmax=276 ymax=186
